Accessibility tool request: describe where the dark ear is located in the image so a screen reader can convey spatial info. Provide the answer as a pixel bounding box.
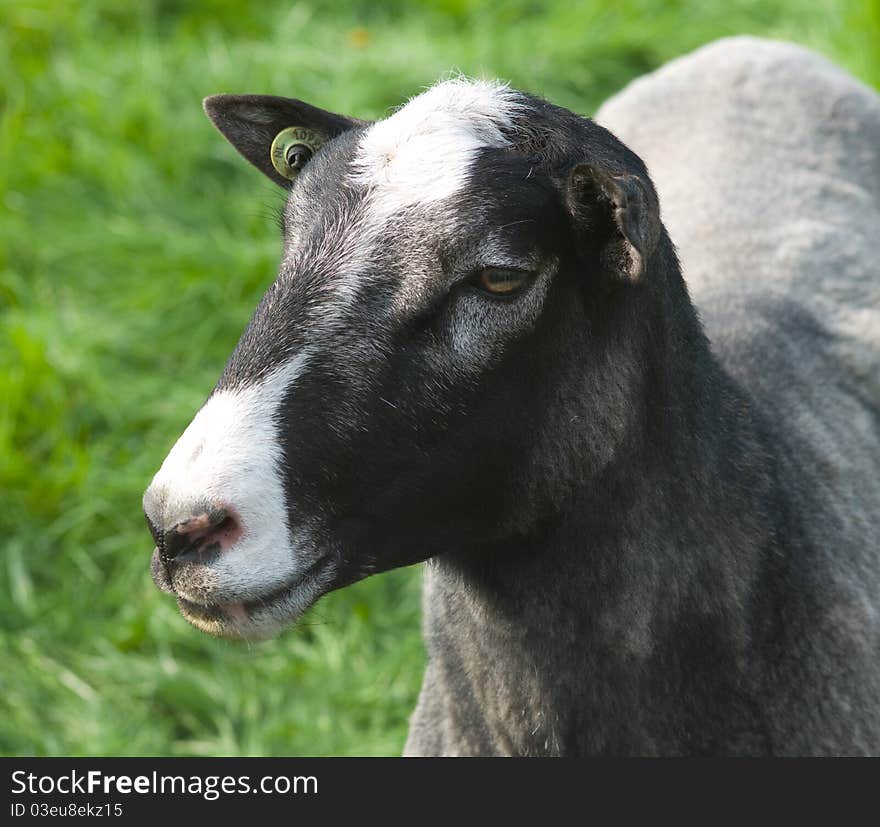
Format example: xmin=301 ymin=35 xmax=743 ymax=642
xmin=566 ymin=163 xmax=661 ymax=283
xmin=203 ymin=94 xmax=364 ymax=188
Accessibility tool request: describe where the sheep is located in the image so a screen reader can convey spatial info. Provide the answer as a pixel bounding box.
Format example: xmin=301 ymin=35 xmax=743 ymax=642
xmin=143 ymin=37 xmax=880 ymax=756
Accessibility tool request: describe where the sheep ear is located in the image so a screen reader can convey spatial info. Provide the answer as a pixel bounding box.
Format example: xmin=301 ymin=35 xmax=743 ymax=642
xmin=203 ymin=94 xmax=364 ymax=189
xmin=566 ymin=163 xmax=660 ymax=283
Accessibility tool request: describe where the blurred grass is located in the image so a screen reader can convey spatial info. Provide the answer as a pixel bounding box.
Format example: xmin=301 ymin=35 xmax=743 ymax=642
xmin=0 ymin=0 xmax=878 ymax=756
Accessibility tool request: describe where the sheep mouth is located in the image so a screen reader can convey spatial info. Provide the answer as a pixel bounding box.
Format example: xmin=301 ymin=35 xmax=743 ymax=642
xmin=177 ymin=578 xmax=300 ymax=623
xmin=150 ymin=548 xmax=336 ymax=640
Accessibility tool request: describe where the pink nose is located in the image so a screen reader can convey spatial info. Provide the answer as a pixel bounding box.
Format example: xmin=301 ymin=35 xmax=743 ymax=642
xmin=146 ymin=506 xmax=241 ymax=564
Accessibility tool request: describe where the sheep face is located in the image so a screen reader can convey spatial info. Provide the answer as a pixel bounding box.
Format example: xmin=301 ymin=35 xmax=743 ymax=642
xmin=142 ymin=80 xmax=661 ymax=639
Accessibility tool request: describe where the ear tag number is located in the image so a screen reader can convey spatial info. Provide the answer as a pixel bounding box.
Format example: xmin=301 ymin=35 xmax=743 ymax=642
xmin=270 ymin=126 xmax=324 ymax=180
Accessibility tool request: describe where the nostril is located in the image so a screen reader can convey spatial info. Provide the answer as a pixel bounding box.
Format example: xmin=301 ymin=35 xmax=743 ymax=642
xmin=161 ymin=506 xmax=241 ymax=562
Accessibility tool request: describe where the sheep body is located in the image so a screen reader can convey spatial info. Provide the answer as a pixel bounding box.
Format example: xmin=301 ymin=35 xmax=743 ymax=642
xmin=598 ymin=39 xmax=880 ymax=750
xmin=405 ymin=38 xmax=880 ymax=756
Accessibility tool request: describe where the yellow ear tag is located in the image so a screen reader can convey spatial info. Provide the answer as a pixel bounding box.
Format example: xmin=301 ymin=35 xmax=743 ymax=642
xmin=270 ymin=127 xmax=324 ymax=180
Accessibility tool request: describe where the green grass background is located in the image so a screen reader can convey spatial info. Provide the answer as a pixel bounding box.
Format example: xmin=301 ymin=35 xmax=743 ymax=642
xmin=1 ymin=0 xmax=878 ymax=756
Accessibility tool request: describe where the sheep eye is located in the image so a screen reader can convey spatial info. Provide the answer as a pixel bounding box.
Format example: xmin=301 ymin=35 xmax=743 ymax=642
xmin=270 ymin=126 xmax=323 ymax=181
xmin=474 ymin=267 xmax=530 ymax=296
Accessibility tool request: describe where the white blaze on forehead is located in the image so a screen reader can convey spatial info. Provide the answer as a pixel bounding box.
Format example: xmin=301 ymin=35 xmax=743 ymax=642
xmin=144 ymin=352 xmax=313 ymax=601
xmin=351 ymin=78 xmax=523 ymax=219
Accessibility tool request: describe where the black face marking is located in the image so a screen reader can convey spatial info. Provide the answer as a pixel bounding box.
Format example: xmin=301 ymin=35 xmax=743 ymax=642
xmin=216 ymin=128 xmax=371 ymax=391
xmin=218 ymin=104 xmax=660 ymax=591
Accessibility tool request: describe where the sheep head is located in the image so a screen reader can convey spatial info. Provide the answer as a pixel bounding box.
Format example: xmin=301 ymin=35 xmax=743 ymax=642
xmin=142 ymin=79 xmax=670 ymax=639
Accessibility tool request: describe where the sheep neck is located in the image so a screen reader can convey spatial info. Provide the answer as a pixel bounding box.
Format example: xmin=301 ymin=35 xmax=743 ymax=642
xmin=423 ymin=250 xmax=791 ymax=754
